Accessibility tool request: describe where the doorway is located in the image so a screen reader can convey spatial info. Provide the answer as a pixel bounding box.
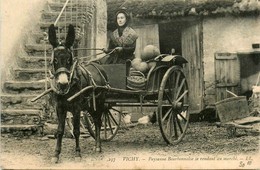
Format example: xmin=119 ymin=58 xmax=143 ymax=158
xmin=159 ymin=22 xmax=182 ymax=55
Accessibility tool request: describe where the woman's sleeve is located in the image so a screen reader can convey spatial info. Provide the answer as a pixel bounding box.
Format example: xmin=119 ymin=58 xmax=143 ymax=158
xmin=122 ymin=41 xmax=136 ymax=55
xmin=105 ymin=39 xmax=116 ymax=53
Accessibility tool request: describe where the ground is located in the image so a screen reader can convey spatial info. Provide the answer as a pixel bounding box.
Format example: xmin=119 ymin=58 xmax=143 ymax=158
xmin=1 ymin=122 xmax=260 ymax=169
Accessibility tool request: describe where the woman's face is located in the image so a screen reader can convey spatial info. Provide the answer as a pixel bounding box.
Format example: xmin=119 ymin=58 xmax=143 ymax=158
xmin=117 ymin=13 xmax=126 ymax=27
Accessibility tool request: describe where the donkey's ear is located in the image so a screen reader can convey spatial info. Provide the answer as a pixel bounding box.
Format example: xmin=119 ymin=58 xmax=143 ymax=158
xmin=65 ymin=24 xmax=75 ymax=48
xmin=48 ymin=24 xmax=58 ymax=48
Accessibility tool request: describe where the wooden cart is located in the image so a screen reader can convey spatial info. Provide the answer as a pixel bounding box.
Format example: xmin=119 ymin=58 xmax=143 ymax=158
xmin=215 ymin=96 xmax=260 ymax=137
xmin=69 ymin=54 xmax=190 ymax=145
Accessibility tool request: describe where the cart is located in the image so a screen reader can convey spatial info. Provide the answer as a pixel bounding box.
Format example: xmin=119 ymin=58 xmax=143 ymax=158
xmin=68 ymin=54 xmax=190 ymax=145
xmin=215 ymin=94 xmax=260 ymax=137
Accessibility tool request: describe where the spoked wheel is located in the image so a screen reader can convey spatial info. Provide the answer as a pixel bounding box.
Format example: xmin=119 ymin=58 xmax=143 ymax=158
xmin=83 ymin=106 xmax=122 ymax=141
xmin=158 ymin=65 xmax=190 ymax=145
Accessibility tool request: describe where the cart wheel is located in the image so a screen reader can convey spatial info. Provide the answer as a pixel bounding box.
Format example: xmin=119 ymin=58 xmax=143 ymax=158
xmin=83 ymin=106 xmax=122 ymax=141
xmin=158 ymin=65 xmax=190 ymax=145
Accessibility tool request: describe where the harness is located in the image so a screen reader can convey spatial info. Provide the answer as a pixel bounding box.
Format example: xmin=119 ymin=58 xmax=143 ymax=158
xmin=49 ymin=46 xmax=77 ymax=95
xmin=78 ymin=62 xmax=109 ymax=110
xmin=49 ymin=45 xmax=108 ymax=110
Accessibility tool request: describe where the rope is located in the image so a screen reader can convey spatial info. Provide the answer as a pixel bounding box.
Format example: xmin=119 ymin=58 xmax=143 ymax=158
xmin=119 ymin=0 xmax=128 ymax=8
xmin=54 ymin=0 xmax=70 ymax=26
xmin=80 ymin=52 xmax=105 ymax=60
xmin=80 ymin=48 xmax=117 ymax=63
xmin=73 ymin=48 xmax=104 ymax=51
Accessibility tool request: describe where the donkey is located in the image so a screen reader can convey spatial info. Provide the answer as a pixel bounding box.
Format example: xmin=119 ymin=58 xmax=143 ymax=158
xmin=48 ymin=24 xmax=107 ymax=163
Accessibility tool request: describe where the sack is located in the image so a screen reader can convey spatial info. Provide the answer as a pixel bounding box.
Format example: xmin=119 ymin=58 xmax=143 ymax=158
xmin=127 ymin=71 xmax=146 ymax=90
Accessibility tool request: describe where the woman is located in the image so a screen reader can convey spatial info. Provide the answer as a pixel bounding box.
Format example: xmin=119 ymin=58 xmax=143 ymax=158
xmin=103 ymin=8 xmax=138 ymax=64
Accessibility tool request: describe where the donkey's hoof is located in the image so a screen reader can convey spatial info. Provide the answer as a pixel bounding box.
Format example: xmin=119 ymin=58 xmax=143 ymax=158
xmin=95 ymin=147 xmax=102 ymax=153
xmin=51 ymin=157 xmax=59 ymax=164
xmin=75 ymin=156 xmax=82 ymax=162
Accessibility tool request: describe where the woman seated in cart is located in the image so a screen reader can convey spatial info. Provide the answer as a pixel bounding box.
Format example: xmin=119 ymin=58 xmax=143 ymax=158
xmin=102 ymin=8 xmax=138 ymax=64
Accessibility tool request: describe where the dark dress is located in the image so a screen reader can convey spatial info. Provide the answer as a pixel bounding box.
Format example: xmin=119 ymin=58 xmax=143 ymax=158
xmin=105 ymin=26 xmax=138 ymax=64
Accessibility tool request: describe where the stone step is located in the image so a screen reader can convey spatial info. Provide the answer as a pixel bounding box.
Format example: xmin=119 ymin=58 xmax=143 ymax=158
xmin=33 ymin=32 xmax=66 ymax=44
xmin=1 ymin=124 xmax=43 ymax=136
xmin=14 ymin=68 xmax=46 ymax=81
xmin=3 ymin=80 xmax=47 ymax=94
xmin=1 ymin=94 xmax=44 ymax=110
xmin=17 ymin=56 xmax=51 ymax=68
xmin=25 ymin=43 xmax=52 ymax=53
xmin=41 ymin=11 xmax=87 ymax=21
xmin=1 ymin=109 xmax=41 ymax=125
xmin=31 ymin=31 xmax=49 ymax=44
xmin=39 ymin=21 xmax=78 ymax=30
xmin=48 ymin=2 xmax=90 ymax=12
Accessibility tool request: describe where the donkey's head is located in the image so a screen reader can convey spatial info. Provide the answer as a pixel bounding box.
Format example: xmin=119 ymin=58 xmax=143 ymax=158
xmin=48 ymin=24 xmax=75 ymax=94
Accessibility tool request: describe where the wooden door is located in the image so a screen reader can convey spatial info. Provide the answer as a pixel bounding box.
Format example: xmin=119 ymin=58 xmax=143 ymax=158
xmin=215 ymin=52 xmax=240 ymax=102
xmin=182 ymin=21 xmax=203 ymax=113
xmin=133 ymin=24 xmax=160 ymax=58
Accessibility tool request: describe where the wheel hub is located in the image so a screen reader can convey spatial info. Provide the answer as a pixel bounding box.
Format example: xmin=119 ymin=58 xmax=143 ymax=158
xmin=172 ymin=102 xmax=182 ymax=110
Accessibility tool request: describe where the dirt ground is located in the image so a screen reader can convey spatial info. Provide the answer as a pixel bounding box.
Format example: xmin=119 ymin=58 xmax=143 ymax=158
xmin=1 ymin=122 xmax=260 ymax=169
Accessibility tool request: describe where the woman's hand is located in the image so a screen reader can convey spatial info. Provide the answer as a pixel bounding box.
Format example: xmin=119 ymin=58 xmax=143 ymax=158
xmin=102 ymin=48 xmax=109 ymax=53
xmin=115 ymin=47 xmax=123 ymax=52
xmin=103 ymin=47 xmax=123 ymax=54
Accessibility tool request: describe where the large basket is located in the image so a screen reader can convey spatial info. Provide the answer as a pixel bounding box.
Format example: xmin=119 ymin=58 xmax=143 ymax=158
xmin=127 ymin=71 xmax=146 ymax=90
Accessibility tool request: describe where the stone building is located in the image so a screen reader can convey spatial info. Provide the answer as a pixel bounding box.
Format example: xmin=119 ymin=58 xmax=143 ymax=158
xmin=107 ymin=0 xmax=260 ymax=115
xmin=1 ymin=0 xmax=260 ymax=132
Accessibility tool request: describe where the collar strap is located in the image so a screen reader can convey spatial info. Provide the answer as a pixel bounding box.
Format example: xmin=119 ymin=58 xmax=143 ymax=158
xmin=54 ymin=46 xmax=66 ymax=50
xmin=55 ymin=67 xmax=70 ymax=74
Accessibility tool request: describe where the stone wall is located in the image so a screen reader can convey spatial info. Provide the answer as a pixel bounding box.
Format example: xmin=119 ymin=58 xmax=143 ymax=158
xmin=95 ymin=0 xmax=107 ymax=51
xmin=80 ymin=0 xmax=107 ymax=60
xmin=202 ymin=15 xmax=260 ymax=107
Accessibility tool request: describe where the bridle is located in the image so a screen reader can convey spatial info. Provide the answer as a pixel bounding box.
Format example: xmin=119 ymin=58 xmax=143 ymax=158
xmin=50 ymin=45 xmax=78 ymax=95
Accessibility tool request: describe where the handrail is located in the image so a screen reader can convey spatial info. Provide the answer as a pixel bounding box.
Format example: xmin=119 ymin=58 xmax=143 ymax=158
xmin=54 ymin=0 xmax=70 ymax=26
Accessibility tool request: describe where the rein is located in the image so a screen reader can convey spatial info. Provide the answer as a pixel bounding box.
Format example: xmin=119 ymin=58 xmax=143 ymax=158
xmin=80 ymin=48 xmax=117 ymax=64
xmin=31 ymin=47 xmax=114 ymax=101
xmin=77 ymin=63 xmax=109 ymax=110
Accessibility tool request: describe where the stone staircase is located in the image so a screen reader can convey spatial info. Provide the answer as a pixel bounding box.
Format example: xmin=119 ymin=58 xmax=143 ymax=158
xmin=1 ymin=0 xmax=93 ymax=136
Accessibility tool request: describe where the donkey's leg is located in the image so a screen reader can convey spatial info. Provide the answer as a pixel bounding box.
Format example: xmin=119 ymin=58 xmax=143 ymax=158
xmin=72 ymin=108 xmax=81 ymax=158
xmin=52 ymin=107 xmax=67 ymax=163
xmin=93 ymin=111 xmax=102 ymax=152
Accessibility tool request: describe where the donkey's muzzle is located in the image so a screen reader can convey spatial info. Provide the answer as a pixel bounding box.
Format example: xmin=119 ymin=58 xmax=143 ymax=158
xmin=57 ymin=73 xmax=69 ymax=85
xmin=56 ymin=72 xmax=70 ymax=93
xmin=57 ymin=82 xmax=69 ymax=91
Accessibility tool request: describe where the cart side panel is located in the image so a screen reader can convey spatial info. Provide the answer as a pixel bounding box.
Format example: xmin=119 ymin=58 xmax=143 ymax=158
xmin=102 ymin=64 xmax=126 ymax=89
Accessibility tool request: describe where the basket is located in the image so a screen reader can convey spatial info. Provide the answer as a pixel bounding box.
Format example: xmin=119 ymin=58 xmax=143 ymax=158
xmin=127 ymin=71 xmax=146 ymax=90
